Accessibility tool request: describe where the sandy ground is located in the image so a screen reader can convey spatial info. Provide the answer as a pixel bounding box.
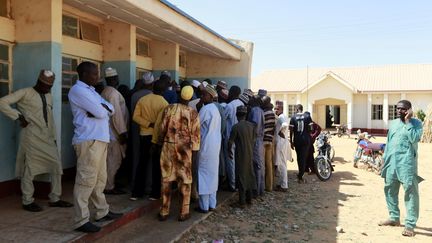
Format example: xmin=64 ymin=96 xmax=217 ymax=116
xmin=179 ymin=136 xmax=432 ymax=243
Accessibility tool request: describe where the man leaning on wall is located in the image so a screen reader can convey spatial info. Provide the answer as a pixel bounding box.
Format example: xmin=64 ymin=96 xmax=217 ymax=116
xmin=0 ymin=70 xmax=73 ymax=212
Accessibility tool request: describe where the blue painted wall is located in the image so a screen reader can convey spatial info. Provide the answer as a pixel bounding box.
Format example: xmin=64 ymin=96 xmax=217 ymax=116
xmin=186 ymin=77 xmax=249 ymax=90
xmin=0 ymin=41 xmax=63 ymax=182
xmin=102 ymin=61 xmax=136 ymax=88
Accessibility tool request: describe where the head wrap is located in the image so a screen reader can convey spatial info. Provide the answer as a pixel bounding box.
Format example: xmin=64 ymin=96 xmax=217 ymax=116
xmin=205 ymin=85 xmax=218 ymax=98
xmin=239 ymin=93 xmax=250 ymax=105
xmin=191 ymin=80 xmax=201 ymax=88
xmin=275 ymin=100 xmax=284 ymax=108
xmin=217 ymin=80 xmax=228 ymax=90
xmin=202 ymin=81 xmax=209 ymax=88
xmin=236 ymin=105 xmax=248 ymax=115
xmin=38 ymin=69 xmax=55 ymax=85
xmin=243 ymin=89 xmax=254 ymax=98
xmin=258 ymin=89 xmax=267 ymax=97
xmin=181 ymin=86 xmax=194 ymax=101
xmin=105 ymin=67 xmax=118 ymax=78
xmin=161 ymin=70 xmax=171 ymax=78
xmin=219 ymin=89 xmax=229 ymax=100
xmin=142 ymin=72 xmax=154 ymax=85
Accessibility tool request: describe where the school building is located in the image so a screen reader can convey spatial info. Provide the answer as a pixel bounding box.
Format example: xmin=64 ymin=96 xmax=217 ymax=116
xmin=252 ymin=64 xmax=432 ymax=133
xmin=0 ymin=0 xmax=253 ymax=192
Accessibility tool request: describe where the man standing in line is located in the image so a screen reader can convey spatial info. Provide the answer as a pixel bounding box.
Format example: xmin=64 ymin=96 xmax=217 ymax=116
xmin=158 ymin=86 xmax=200 ymax=222
xmin=132 ymin=79 xmax=168 ymax=200
xmin=101 ymin=67 xmax=129 ymax=195
xmin=378 ymin=100 xmax=423 ymax=237
xmin=195 ymin=85 xmax=221 ymax=213
xmin=262 ymin=96 xmax=276 ymax=192
xmin=289 ymin=104 xmax=313 ymax=184
xmin=0 ymin=70 xmax=73 ymax=212
xmin=304 ymin=111 xmax=321 ymax=174
xmin=223 ymin=86 xmax=243 ymax=191
xmin=274 ymin=101 xmax=292 ymax=191
xmin=248 ymin=95 xmax=265 ymax=197
xmin=228 ymin=106 xmax=256 ymax=208
xmin=69 ymin=62 xmax=122 ymax=233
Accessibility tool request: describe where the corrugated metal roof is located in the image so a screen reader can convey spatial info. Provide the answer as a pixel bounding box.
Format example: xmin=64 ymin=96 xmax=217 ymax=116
xmin=251 ymin=64 xmax=432 ymax=92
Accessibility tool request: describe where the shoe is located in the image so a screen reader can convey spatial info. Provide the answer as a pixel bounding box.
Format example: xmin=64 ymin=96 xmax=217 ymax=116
xmin=23 ymin=202 xmax=43 ymax=212
xmin=297 ymin=178 xmax=307 ymax=184
xmin=230 ymin=202 xmax=245 ymax=209
xmin=96 ymin=211 xmax=123 ymax=222
xmin=353 ymin=163 xmax=358 ymax=168
xmin=48 ymin=200 xmax=73 ymax=207
xmin=194 ymin=207 xmax=209 ymax=214
xmin=378 ymin=219 xmax=400 ymax=227
xmin=158 ymin=213 xmax=169 ymax=221
xmin=209 ymin=207 xmax=215 ymax=212
xmin=75 ymin=222 xmax=101 ymax=233
xmin=129 ymin=197 xmax=138 ymax=201
xmin=178 ymin=213 xmax=191 ymax=222
xmin=148 ymin=196 xmax=159 ymax=201
xmin=103 ymin=188 xmax=126 ymax=195
xmin=402 ymin=228 xmax=415 ymax=237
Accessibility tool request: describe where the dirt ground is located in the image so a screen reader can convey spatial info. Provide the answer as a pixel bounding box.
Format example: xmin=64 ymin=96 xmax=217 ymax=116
xmin=179 ymin=136 xmax=432 ymax=243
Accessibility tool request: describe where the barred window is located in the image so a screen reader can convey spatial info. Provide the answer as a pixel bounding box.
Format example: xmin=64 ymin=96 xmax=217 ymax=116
xmin=0 ymin=42 xmax=11 ymax=97
xmin=372 ymin=104 xmax=383 ymax=120
xmin=179 ymin=52 xmax=186 ymax=68
xmin=288 ymin=104 xmax=296 ymax=117
xmin=0 ymin=0 xmax=10 ymax=18
xmin=388 ymin=105 xmax=397 ymax=120
xmin=136 ymin=38 xmax=150 ymax=57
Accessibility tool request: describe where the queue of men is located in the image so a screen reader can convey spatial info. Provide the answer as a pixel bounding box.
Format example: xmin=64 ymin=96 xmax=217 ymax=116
xmin=0 ymin=65 xmax=423 ymax=237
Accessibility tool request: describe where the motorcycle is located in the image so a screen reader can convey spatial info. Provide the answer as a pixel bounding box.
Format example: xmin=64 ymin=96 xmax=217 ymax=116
xmin=353 ymin=141 xmax=385 ymax=174
xmin=314 ymin=132 xmax=335 ymax=181
xmin=335 ymin=124 xmax=350 ymax=138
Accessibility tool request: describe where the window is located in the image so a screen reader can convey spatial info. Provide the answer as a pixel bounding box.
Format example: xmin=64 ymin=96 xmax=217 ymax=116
xmin=62 ymin=56 xmax=100 ymax=102
xmin=136 ymin=38 xmax=150 ymax=56
xmin=0 ymin=42 xmax=11 ymax=97
xmin=372 ymin=104 xmax=383 ymax=120
xmin=388 ymin=105 xmax=397 ymax=120
xmin=0 ymin=0 xmax=10 ymax=18
xmin=62 ymin=14 xmax=101 ymax=44
xmin=136 ymin=68 xmax=151 ymax=81
xmin=179 ymin=52 xmax=186 ymax=68
xmin=288 ymin=104 xmax=296 ymax=117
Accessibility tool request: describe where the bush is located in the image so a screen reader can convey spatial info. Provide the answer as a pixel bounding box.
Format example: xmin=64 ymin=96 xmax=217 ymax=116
xmin=416 ymin=109 xmax=426 ymax=122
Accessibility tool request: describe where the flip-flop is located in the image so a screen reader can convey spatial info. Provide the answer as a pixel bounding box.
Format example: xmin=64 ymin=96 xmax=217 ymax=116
xmin=378 ymin=219 xmax=400 ymax=226
xmin=402 ymin=228 xmax=415 ymax=237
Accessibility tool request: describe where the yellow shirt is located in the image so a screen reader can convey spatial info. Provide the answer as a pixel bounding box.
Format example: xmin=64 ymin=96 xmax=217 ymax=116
xmin=133 ymin=93 xmax=168 ymax=136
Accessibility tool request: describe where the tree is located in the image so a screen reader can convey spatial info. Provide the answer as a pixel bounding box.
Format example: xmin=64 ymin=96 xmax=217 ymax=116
xmin=420 ymin=105 xmax=432 ymax=143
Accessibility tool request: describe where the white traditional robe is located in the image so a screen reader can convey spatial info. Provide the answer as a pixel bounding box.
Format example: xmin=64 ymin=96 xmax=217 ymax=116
xmin=274 ymin=113 xmax=292 ymax=188
xmin=0 ymin=88 xmax=62 ymax=178
xmin=197 ymin=103 xmax=221 ymax=195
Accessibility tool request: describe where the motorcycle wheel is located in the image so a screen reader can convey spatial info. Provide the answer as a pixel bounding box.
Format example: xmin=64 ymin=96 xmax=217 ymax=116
xmin=314 ymin=157 xmax=332 ymax=181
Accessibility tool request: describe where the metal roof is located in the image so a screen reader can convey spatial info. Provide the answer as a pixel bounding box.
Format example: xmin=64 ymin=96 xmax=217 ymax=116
xmin=252 ymin=64 xmax=432 ymax=93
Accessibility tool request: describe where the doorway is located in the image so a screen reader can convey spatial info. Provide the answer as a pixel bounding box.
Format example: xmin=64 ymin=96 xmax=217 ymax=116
xmin=325 ymin=105 xmax=340 ymax=128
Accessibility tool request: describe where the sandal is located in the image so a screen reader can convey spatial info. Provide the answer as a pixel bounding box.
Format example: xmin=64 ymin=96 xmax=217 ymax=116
xmin=402 ymin=228 xmax=415 ymax=237
xmin=378 ymin=219 xmax=400 ymax=226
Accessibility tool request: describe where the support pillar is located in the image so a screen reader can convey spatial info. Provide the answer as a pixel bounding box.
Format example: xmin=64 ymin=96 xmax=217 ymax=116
xmin=283 ymin=94 xmax=288 ymax=116
xmin=383 ymin=93 xmax=389 ymax=128
xmin=296 ymin=93 xmax=301 ymax=104
xmin=347 ymin=101 xmax=353 ymax=130
xmin=152 ymin=40 xmax=180 ymax=83
xmin=367 ymin=94 xmax=372 ymax=129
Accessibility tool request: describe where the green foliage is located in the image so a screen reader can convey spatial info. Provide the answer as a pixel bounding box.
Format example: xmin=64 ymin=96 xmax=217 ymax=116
xmin=416 ymin=109 xmax=426 ymax=122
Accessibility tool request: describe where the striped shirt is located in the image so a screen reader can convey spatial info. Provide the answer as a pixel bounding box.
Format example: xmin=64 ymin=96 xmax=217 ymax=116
xmin=263 ymin=109 xmax=276 ymax=144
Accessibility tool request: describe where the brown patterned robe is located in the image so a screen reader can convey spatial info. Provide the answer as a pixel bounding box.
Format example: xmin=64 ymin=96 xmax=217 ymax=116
xmin=158 ymin=103 xmax=201 ymax=183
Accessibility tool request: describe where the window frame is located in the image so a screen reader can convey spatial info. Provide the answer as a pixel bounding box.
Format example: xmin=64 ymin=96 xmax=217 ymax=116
xmin=62 ymin=13 xmax=102 ymax=44
xmin=136 ymin=38 xmax=150 ymax=57
xmin=388 ymin=104 xmax=397 ymax=120
xmin=371 ymin=104 xmax=383 ymax=120
xmin=0 ymin=40 xmax=12 ymax=98
xmin=136 ymin=68 xmax=152 ymax=81
xmin=179 ymin=51 xmax=186 ymax=68
xmin=288 ymin=104 xmax=296 ymax=117
xmin=0 ymin=0 xmax=11 ymax=19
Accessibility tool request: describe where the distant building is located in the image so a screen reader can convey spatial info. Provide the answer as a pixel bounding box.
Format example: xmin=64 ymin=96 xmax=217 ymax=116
xmin=0 ymin=0 xmax=253 ymax=190
xmin=252 ymin=64 xmax=432 ymax=133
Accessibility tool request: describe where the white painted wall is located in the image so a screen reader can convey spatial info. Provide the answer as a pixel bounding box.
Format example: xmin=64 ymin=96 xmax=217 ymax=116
xmin=353 ymin=94 xmax=367 ymax=129
xmin=406 ymin=93 xmax=432 ymax=112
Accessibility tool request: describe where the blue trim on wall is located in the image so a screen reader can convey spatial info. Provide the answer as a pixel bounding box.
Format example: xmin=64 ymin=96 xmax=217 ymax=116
xmin=186 ymin=77 xmax=249 ymax=90
xmin=102 ymin=61 xmax=136 ymax=88
xmin=0 ymin=41 xmax=63 ymax=182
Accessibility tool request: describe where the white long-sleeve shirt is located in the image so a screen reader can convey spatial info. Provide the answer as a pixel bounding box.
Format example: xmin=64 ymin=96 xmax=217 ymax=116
xmin=68 ymin=80 xmax=114 ymax=144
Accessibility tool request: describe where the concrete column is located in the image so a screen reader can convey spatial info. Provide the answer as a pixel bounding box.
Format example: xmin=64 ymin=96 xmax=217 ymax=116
xmin=383 ymin=93 xmax=389 ymax=128
xmin=152 ymin=40 xmax=180 ymax=82
xmin=296 ymin=93 xmax=301 ymax=104
xmin=103 ymin=21 xmax=136 ymax=87
xmin=270 ymin=93 xmax=276 ymax=105
xmin=367 ymin=94 xmax=372 ymax=129
xmin=347 ymin=101 xmax=353 ymax=130
xmin=283 ymin=94 xmax=288 ymax=116
xmin=401 ymin=93 xmax=406 ymax=100
xmin=307 ymin=102 xmax=313 ymax=114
